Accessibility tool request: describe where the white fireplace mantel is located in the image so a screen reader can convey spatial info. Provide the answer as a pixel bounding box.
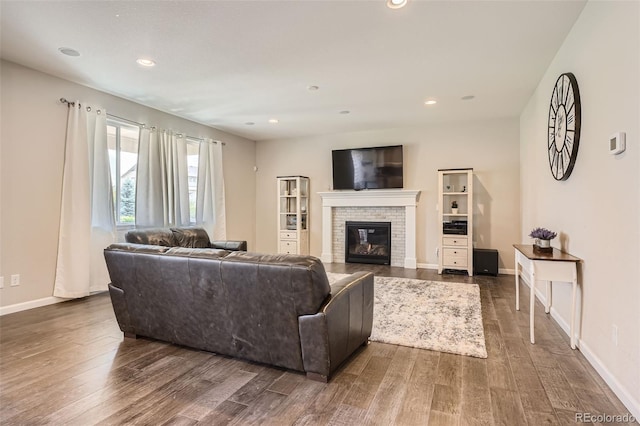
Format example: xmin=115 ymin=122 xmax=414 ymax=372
xmin=318 ymin=189 xmax=421 ymax=269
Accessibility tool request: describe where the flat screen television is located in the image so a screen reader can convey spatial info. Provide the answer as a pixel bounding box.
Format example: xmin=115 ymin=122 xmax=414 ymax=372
xmin=332 ymin=145 xmax=403 ymax=190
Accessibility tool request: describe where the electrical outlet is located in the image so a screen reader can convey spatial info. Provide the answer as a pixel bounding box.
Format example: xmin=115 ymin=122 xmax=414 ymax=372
xmin=612 ymin=324 xmax=618 ymax=346
xmin=0 ymin=276 xmax=4 ymax=289
xmin=10 ymin=274 xmax=20 ymax=287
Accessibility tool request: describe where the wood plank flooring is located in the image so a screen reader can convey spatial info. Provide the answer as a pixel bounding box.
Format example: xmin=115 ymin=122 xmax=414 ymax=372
xmin=0 ymin=265 xmax=635 ymax=425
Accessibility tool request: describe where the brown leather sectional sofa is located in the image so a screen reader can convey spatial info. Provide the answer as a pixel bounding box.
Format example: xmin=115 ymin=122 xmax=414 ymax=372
xmin=103 ymin=227 xmax=373 ymax=381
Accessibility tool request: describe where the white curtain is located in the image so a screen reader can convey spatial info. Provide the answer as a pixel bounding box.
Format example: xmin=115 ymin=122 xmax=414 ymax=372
xmin=54 ymin=102 xmax=116 ymax=298
xmin=135 ymin=128 xmax=164 ymax=226
xmin=136 ymin=129 xmax=190 ymax=228
xmin=196 ymin=139 xmax=226 ymax=239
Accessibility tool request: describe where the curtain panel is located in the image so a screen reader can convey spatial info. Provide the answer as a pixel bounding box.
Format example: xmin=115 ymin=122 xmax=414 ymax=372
xmin=136 ymin=130 xmax=191 ymax=228
xmin=196 ymin=139 xmax=226 ymax=239
xmin=54 ymin=103 xmax=116 ymax=298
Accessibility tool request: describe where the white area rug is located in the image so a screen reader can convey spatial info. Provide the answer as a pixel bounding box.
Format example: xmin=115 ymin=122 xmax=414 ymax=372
xmin=327 ymin=272 xmax=487 ymax=358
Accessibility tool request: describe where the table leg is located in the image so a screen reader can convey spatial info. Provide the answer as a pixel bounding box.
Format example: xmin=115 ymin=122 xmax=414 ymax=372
xmin=515 ymin=257 xmax=520 ymax=311
xmin=530 ymin=265 xmax=536 ymax=344
xmin=571 ymin=268 xmax=577 ymax=349
xmin=545 ymin=281 xmax=551 ymax=314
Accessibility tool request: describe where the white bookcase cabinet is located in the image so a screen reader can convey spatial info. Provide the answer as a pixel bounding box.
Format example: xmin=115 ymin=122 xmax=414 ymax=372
xmin=277 ymin=176 xmax=309 ymax=255
xmin=438 ymin=168 xmax=473 ymax=276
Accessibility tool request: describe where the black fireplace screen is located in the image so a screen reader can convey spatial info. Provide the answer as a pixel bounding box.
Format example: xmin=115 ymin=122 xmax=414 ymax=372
xmin=345 ymin=221 xmax=391 ymax=265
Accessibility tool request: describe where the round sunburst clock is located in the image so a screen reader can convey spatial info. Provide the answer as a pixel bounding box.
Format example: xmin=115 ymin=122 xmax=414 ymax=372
xmin=547 ymin=72 xmax=581 ymax=181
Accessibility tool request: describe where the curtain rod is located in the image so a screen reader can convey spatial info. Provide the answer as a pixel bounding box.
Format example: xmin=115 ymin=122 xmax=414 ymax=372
xmin=59 ymin=97 xmax=224 ymax=145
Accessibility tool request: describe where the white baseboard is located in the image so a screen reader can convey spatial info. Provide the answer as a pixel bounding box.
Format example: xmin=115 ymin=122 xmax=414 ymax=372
xmin=517 ymin=272 xmax=639 ymax=420
xmin=578 ymin=341 xmax=640 ymax=420
xmin=417 ymin=264 xmax=515 ymax=275
xmin=0 ymin=296 xmax=65 ymax=316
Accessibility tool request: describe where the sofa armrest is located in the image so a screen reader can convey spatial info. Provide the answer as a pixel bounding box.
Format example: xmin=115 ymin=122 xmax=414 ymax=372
xmin=298 ymin=271 xmax=374 ymax=379
xmin=210 ymin=240 xmax=247 ymax=251
xmin=108 ymin=283 xmax=135 ymax=335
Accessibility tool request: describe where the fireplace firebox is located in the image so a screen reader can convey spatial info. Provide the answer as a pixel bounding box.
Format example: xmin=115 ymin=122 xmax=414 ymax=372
xmin=345 ymin=221 xmax=391 ymax=265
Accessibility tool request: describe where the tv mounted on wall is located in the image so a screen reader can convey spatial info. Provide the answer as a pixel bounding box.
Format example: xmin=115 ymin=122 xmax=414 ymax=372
xmin=332 ymin=145 xmax=403 ymax=190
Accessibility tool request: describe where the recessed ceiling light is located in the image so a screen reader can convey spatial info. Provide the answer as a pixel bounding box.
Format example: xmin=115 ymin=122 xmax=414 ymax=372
xmin=424 ymin=99 xmax=437 ymax=105
xmin=268 ymin=119 xmax=279 ymax=124
xmin=339 ymin=110 xmax=350 ymax=115
xmin=245 ymin=122 xmax=255 ymax=126
xmin=58 ymin=47 xmax=80 ymax=57
xmin=461 ymin=95 xmax=476 ymax=101
xmin=386 ymin=0 xmax=408 ymax=9
xmin=136 ymin=58 xmax=156 ymax=67
xmin=307 ymin=85 xmax=319 ymax=91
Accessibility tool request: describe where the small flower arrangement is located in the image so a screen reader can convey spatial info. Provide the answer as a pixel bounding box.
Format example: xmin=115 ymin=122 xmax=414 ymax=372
xmin=529 ymin=227 xmax=557 ymax=240
xmin=451 ymin=201 xmax=458 ymax=209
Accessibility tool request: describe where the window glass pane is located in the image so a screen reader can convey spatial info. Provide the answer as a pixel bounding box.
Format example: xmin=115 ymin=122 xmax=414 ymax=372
xmin=187 ymin=140 xmax=199 ymax=224
xmin=107 ymin=120 xmax=140 ymax=225
xmin=118 ymin=125 xmax=138 ymax=224
xmin=107 ymin=125 xmax=117 ymax=207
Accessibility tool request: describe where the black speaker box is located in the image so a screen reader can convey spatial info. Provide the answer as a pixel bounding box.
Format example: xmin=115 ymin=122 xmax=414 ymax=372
xmin=473 ymin=248 xmax=498 ymax=276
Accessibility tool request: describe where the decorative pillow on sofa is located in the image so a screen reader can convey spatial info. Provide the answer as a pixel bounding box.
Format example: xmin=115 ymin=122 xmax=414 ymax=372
xmin=170 ymin=227 xmax=211 ymax=248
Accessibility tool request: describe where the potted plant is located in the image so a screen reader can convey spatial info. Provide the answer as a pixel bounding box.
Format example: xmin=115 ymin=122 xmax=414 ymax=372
xmin=529 ymin=227 xmax=557 ymax=251
xmin=451 ymin=200 xmax=458 ymax=214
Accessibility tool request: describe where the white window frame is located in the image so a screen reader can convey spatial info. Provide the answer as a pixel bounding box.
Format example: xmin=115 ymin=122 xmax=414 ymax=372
xmin=107 ymin=118 xmax=141 ymax=229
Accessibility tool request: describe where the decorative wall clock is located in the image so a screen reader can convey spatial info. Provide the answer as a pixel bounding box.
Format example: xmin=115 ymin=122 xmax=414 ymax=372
xmin=547 ymin=72 xmax=581 ymax=181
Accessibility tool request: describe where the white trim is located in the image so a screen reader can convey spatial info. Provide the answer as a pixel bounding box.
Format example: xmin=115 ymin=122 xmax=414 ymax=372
xmin=0 ymin=296 xmax=65 ymax=316
xmin=319 ymin=189 xmax=421 ymax=269
xmin=418 ymin=264 xmax=514 ymax=274
xmin=317 ymin=189 xmax=420 ymax=207
xmin=518 ymin=272 xmax=639 ymax=419
xmin=579 ymin=341 xmax=640 ymax=421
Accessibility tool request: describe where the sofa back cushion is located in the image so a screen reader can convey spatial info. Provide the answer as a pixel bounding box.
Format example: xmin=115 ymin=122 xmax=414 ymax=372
xmin=124 ymin=227 xmax=212 ymax=248
xmin=170 ymin=227 xmax=211 ymax=248
xmin=222 ymin=251 xmax=330 ymax=315
xmin=125 ymin=229 xmax=177 ymax=246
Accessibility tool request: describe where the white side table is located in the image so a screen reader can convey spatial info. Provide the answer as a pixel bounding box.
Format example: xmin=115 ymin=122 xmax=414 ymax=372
xmin=514 ymin=244 xmax=581 ymax=349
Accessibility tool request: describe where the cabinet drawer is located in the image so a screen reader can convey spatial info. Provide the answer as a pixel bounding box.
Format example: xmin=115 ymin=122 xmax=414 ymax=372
xmin=280 ymin=231 xmax=297 ymax=240
xmin=443 ymin=248 xmax=468 ymax=268
xmin=443 ymin=248 xmax=467 ymax=258
xmin=279 ymin=240 xmax=298 ymax=254
xmin=443 ymin=257 xmax=468 ymax=268
xmin=442 ymin=236 xmax=467 ymax=247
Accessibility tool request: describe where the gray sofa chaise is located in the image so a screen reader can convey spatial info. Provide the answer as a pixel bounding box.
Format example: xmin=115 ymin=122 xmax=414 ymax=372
xmin=104 ymin=227 xmax=374 ymax=381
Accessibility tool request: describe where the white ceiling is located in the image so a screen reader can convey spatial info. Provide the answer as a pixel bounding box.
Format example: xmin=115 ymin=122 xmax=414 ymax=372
xmin=0 ymin=0 xmax=586 ymax=142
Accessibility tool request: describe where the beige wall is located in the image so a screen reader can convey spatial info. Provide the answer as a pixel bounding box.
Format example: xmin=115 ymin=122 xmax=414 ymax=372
xmin=520 ymin=1 xmax=639 ymax=414
xmin=255 ymin=118 xmax=520 ymax=270
xmin=0 ymin=60 xmax=256 ymax=308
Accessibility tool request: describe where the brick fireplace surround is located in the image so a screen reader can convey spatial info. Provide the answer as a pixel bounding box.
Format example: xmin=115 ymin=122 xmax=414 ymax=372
xmin=318 ymin=190 xmax=421 ymax=269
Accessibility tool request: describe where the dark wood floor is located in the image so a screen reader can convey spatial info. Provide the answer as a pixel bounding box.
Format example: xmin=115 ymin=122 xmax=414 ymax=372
xmin=0 ymin=265 xmax=634 ymax=425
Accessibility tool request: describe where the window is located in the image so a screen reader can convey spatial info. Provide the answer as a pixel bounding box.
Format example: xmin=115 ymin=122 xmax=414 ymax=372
xmin=186 ymin=138 xmax=200 ymax=224
xmin=107 ymin=120 xmax=140 ymax=225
